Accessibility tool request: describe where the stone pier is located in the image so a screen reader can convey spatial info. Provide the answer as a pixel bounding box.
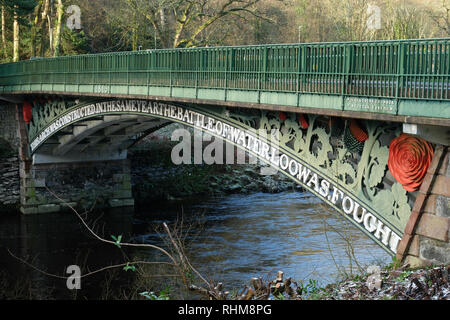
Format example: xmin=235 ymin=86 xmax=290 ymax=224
xmin=0 ymin=102 xmax=135 ymax=214
xmin=397 ymin=146 xmax=450 ymax=267
xmin=20 ymin=159 xmax=134 ymax=214
xmin=0 ymin=103 xmax=20 ymax=211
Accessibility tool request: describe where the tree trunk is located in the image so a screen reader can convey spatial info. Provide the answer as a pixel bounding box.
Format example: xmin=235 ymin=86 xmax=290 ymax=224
xmin=132 ymin=7 xmax=138 ymax=50
xmin=159 ymin=8 xmax=169 ymax=48
xmin=132 ymin=26 xmax=138 ymax=50
xmin=53 ymin=0 xmax=63 ymax=56
xmin=39 ymin=0 xmax=50 ymax=56
xmin=47 ymin=15 xmax=53 ymax=55
xmin=30 ymin=1 xmax=43 ymax=58
xmin=13 ymin=6 xmax=19 ymax=62
xmin=1 ymin=5 xmax=7 ymax=59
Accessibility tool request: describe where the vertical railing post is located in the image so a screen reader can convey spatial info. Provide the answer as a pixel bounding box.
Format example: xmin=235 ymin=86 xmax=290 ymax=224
xmin=77 ymin=57 xmax=80 ymax=93
xmin=297 ymin=45 xmax=302 ymax=106
xmin=51 ymin=60 xmax=55 ymax=93
xmin=431 ymin=40 xmax=437 ymax=99
xmin=258 ymin=47 xmax=266 ymax=104
xmin=342 ymin=44 xmax=352 ymax=109
xmin=29 ymin=61 xmax=32 ymax=92
xmin=396 ymin=42 xmax=406 ymax=114
xmin=231 ymin=48 xmax=235 ymax=90
xmin=109 ymin=55 xmax=112 ymax=94
xmin=64 ymin=57 xmax=67 ymax=93
xmin=301 ymin=45 xmax=307 ymax=93
xmin=195 ymin=51 xmax=199 ymax=99
xmin=224 ymin=48 xmax=229 ymax=101
xmin=146 ymin=51 xmax=150 ymax=97
xmin=170 ymin=53 xmax=173 ymax=98
xmin=95 ymin=55 xmax=99 ymax=94
xmin=265 ymin=47 xmax=269 ymax=85
xmin=127 ymin=53 xmax=130 ymax=96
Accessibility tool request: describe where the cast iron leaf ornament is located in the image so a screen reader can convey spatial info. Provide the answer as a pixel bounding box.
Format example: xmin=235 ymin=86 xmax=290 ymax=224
xmin=375 ymin=182 xmax=411 ymax=229
xmin=388 ymin=133 xmax=434 ymax=192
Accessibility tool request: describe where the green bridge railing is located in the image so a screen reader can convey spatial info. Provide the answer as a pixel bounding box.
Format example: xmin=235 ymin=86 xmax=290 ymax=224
xmin=0 ymin=38 xmax=449 ymax=118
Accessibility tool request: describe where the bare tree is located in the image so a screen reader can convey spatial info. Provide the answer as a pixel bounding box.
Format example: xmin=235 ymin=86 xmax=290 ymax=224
xmin=29 ymin=0 xmax=41 ymax=57
xmin=52 ymin=0 xmax=63 ymax=56
xmin=427 ymin=0 xmax=450 ymax=36
xmin=12 ymin=4 xmax=18 ymax=61
xmin=381 ymin=0 xmax=431 ymax=40
xmin=124 ymin=0 xmax=267 ymax=48
xmin=1 ymin=4 xmax=6 ymax=59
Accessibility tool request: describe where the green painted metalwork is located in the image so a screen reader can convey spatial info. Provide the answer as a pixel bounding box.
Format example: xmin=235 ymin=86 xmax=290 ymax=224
xmin=29 ymin=98 xmax=411 ymax=254
xmin=0 ymin=39 xmax=449 ymax=118
xmin=253 ymin=110 xmax=410 ymax=234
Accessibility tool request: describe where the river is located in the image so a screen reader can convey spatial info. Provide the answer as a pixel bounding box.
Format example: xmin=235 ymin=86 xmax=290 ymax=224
xmin=0 ymin=190 xmax=390 ymax=300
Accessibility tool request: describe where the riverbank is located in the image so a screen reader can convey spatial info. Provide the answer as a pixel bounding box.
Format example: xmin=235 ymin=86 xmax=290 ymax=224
xmin=194 ymin=264 xmax=450 ymax=300
xmin=316 ymin=264 xmax=450 ymax=300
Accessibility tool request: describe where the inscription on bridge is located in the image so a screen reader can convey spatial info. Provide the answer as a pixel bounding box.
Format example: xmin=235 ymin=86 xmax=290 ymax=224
xmin=29 ymin=99 xmax=403 ymax=254
xmin=344 ymin=97 xmax=396 ymax=114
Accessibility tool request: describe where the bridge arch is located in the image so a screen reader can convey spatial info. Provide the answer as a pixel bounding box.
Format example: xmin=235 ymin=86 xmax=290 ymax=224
xmin=23 ymin=97 xmax=427 ymax=256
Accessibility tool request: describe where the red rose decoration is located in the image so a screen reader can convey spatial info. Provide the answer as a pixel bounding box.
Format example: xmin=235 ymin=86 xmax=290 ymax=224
xmin=299 ymin=114 xmax=309 ymax=129
xmin=349 ymin=120 xmax=368 ymax=142
xmin=279 ymin=112 xmax=287 ymax=121
xmin=388 ymin=133 xmax=434 ymax=192
xmin=23 ymin=102 xmax=33 ymax=124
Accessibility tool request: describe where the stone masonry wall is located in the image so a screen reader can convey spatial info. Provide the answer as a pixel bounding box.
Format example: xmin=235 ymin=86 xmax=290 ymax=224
xmin=0 ymin=103 xmax=19 ymax=150
xmin=397 ymin=146 xmax=450 ymax=267
xmin=0 ymin=103 xmax=20 ymax=211
xmin=3 ymin=102 xmax=134 ymax=215
xmin=0 ymin=155 xmax=20 ymax=209
xmin=21 ymin=160 xmax=134 ymax=214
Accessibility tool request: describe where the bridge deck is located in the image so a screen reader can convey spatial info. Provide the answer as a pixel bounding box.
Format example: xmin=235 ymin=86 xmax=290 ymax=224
xmin=1 ymin=38 xmax=449 ymax=123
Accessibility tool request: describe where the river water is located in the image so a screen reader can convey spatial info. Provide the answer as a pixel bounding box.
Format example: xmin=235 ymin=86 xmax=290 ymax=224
xmin=0 ymin=191 xmax=390 ymax=300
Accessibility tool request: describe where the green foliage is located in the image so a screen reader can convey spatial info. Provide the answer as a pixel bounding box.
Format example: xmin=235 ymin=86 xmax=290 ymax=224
xmin=184 ymin=269 xmax=195 ymax=283
xmin=111 ymin=234 xmax=122 ymax=248
xmin=385 ymin=256 xmax=401 ymax=271
xmin=2 ymin=0 xmax=37 ymax=17
xmin=62 ymin=28 xmax=90 ymax=55
xmin=297 ymin=279 xmax=324 ymax=298
xmin=139 ymin=286 xmax=171 ymax=300
xmin=394 ymin=270 xmax=412 ymax=282
xmin=123 ymin=262 xmax=136 ymax=272
xmin=350 ymin=273 xmax=365 ymax=282
xmin=274 ymin=292 xmax=285 ymax=300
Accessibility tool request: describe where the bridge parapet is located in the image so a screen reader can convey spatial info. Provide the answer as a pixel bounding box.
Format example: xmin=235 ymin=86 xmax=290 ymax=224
xmin=1 ymin=38 xmax=449 ymax=123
